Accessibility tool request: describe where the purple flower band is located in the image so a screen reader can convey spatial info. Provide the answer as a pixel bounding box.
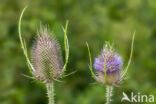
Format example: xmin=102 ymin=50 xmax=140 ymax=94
xmin=93 ymin=52 xmax=123 ymax=73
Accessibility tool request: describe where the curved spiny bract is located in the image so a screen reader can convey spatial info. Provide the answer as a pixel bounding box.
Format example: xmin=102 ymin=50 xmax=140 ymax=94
xmin=31 ymin=27 xmax=63 ymax=83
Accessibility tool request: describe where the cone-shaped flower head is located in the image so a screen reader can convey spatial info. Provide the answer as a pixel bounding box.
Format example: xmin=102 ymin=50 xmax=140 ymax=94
xmin=93 ymin=44 xmax=123 ymax=85
xmin=31 ymin=27 xmax=63 ymax=83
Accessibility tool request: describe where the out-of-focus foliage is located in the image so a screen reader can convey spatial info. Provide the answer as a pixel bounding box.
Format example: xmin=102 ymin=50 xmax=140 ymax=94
xmin=0 ymin=0 xmax=156 ymax=104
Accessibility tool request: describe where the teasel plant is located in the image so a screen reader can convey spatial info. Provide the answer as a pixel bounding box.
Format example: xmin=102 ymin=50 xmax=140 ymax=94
xmin=86 ymin=32 xmax=135 ymax=104
xmin=18 ymin=6 xmax=69 ymax=104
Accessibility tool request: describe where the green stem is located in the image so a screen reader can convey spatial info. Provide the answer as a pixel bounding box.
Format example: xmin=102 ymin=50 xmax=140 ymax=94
xmin=47 ymin=82 xmax=54 ymax=104
xmin=106 ymin=86 xmax=113 ymax=104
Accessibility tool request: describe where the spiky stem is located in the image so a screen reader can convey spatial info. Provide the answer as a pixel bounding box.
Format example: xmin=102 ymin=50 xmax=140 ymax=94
xmin=106 ymin=86 xmax=113 ymax=104
xmin=47 ymin=82 xmax=54 ymax=104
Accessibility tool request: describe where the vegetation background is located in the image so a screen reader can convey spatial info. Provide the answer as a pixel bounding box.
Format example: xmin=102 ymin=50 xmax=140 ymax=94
xmin=0 ymin=0 xmax=156 ymax=104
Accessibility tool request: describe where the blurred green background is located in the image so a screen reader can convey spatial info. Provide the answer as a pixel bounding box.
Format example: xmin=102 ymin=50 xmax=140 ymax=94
xmin=0 ymin=0 xmax=156 ymax=104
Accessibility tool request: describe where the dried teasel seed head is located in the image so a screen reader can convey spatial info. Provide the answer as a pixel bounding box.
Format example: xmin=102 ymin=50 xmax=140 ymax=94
xmin=31 ymin=26 xmax=63 ymax=83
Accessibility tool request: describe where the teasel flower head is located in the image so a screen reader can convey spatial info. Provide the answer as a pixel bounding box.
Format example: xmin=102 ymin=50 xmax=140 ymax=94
xmin=86 ymin=32 xmax=135 ymax=86
xmin=31 ymin=27 xmax=64 ymax=83
xmin=18 ymin=7 xmax=69 ymax=83
xmin=93 ymin=44 xmax=123 ymax=85
xmin=18 ymin=7 xmax=70 ymax=104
